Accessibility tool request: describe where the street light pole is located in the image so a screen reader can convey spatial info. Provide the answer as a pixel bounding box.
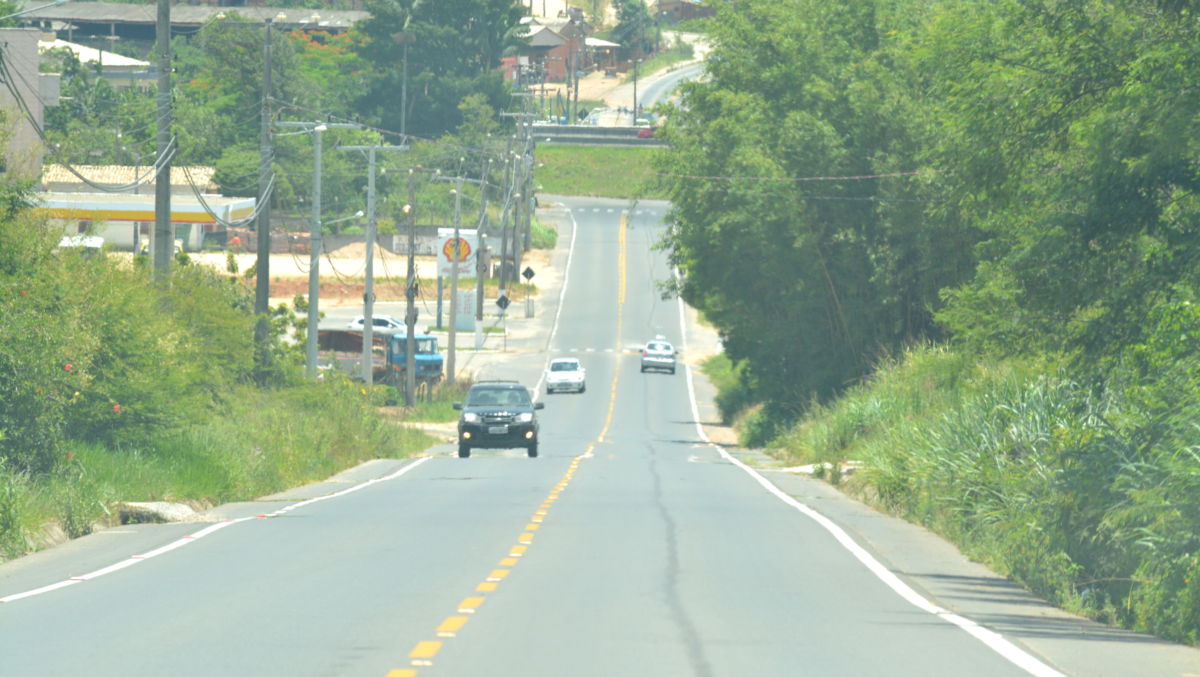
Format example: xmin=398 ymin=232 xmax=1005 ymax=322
xmin=276 ymin=121 xmax=360 ymax=378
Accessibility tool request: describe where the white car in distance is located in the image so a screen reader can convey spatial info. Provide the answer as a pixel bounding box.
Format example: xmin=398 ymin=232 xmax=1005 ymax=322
xmin=545 ymin=357 xmax=586 ymax=394
xmin=347 ymin=315 xmax=405 ymax=331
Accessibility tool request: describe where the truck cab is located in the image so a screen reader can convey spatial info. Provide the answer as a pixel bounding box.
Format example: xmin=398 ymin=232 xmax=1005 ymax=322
xmin=386 ymin=332 xmax=443 ymax=382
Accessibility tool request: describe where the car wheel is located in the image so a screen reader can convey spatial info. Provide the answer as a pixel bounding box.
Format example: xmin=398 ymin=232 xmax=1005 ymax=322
xmin=458 ymin=444 xmax=471 ymax=458
xmin=640 ymin=366 xmax=646 ymax=373
xmin=580 ymin=384 xmax=586 ymax=393
xmin=669 ymin=368 xmax=676 ymax=374
xmin=527 ymin=444 xmax=538 ymax=458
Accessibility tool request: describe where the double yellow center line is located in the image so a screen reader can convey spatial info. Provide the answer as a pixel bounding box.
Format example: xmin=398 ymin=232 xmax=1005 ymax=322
xmin=386 ymin=213 xmax=629 ymax=676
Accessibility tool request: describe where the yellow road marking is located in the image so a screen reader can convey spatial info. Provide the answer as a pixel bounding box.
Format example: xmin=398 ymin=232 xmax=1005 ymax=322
xmin=436 ymin=616 xmax=469 ymax=637
xmin=388 ymin=210 xmax=630 ymax=676
xmin=409 ymin=640 xmax=441 ymax=659
xmin=458 ymin=596 xmax=485 ymax=613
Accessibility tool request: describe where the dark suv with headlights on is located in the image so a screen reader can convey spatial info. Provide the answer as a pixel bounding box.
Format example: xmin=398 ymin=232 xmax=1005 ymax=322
xmin=453 ymin=381 xmax=544 ymax=458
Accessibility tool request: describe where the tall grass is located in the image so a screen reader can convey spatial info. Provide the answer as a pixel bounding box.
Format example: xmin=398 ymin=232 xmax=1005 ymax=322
xmin=0 ymin=378 xmax=437 ymax=561
xmin=768 ymin=343 xmax=1200 ymax=645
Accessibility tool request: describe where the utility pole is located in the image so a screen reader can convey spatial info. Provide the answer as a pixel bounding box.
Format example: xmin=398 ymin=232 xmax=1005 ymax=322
xmin=404 ymin=171 xmax=418 ymax=406
xmin=474 ymin=159 xmax=492 ymax=351
xmin=152 ymin=0 xmax=172 ymax=280
xmin=434 ymin=170 xmax=487 ymax=383
xmin=500 ymin=107 xmax=536 ymax=288
xmin=277 ymin=121 xmax=360 ymax=378
xmin=632 ymin=57 xmax=641 ymax=125
xmin=447 ymin=176 xmax=463 ymax=385
xmin=339 ymin=144 xmax=408 ymax=385
xmin=254 ymin=16 xmax=274 ymax=351
xmin=306 ymin=123 xmax=324 ymax=379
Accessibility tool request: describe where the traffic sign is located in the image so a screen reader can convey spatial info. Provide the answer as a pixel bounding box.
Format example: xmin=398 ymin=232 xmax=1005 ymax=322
xmin=495 ymin=294 xmax=510 ymax=310
xmin=522 ymin=266 xmax=535 ymax=281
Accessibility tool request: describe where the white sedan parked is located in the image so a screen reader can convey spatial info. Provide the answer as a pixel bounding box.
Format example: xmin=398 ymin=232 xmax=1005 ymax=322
xmin=347 ymin=315 xmax=404 ymax=331
xmin=545 ymin=357 xmax=586 ymax=394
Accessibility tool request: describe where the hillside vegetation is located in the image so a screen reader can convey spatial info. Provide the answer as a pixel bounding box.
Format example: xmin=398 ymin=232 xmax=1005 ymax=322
xmin=667 ymin=0 xmax=1200 ymax=645
xmin=0 ymin=189 xmax=438 ymax=558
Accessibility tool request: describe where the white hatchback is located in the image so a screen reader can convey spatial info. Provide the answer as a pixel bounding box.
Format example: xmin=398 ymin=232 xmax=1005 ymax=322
xmin=545 ymin=357 xmax=586 ymax=394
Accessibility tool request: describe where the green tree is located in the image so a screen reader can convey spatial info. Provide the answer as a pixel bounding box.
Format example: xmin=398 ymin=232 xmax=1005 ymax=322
xmin=926 ymin=0 xmax=1200 ymax=370
xmin=655 ymin=0 xmax=966 ymax=418
xmin=353 ymin=0 xmax=525 ymax=138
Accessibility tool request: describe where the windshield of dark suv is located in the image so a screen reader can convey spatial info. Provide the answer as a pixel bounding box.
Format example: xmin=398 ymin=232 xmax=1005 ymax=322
xmin=467 ymin=387 xmax=531 ymax=407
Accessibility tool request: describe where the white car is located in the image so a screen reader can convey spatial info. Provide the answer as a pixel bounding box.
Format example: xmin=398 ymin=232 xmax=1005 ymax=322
xmin=347 ymin=315 xmax=404 ymax=331
xmin=545 ymin=357 xmax=586 ymax=394
xmin=640 ymin=337 xmax=677 ymax=374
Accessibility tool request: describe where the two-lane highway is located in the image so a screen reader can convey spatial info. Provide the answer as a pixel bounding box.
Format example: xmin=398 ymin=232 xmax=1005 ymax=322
xmin=2 ymin=197 xmax=1197 ymax=676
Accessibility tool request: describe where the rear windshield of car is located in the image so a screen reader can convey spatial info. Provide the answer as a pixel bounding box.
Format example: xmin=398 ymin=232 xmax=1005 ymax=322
xmin=647 ymin=342 xmax=672 ymax=352
xmin=550 ymin=361 xmax=580 ymax=372
xmin=468 ymin=387 xmax=531 ymax=407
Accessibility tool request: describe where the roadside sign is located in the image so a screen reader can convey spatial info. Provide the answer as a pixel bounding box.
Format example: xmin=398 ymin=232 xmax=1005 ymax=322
xmin=495 ymin=294 xmax=510 ymax=311
xmin=437 ymin=228 xmax=478 ymax=277
xmin=522 ymin=266 xmax=535 ymax=281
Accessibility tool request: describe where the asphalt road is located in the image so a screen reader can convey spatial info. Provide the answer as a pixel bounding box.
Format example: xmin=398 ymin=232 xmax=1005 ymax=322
xmin=2 ymin=198 xmax=1198 ymax=676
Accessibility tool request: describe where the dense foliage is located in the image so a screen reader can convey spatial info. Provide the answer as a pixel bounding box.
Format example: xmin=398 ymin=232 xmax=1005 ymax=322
xmin=670 ymin=0 xmax=1200 ymax=644
xmin=657 ymin=0 xmax=1200 ymax=426
xmin=39 ymin=0 xmax=529 ymax=223
xmin=0 ymin=190 xmax=264 ymax=474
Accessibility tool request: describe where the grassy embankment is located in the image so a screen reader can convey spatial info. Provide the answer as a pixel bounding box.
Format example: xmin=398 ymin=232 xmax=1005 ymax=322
xmin=700 ymin=346 xmax=1200 ymax=646
xmin=537 ymin=145 xmax=667 ymax=199
xmin=1 ymin=379 xmax=470 ymax=558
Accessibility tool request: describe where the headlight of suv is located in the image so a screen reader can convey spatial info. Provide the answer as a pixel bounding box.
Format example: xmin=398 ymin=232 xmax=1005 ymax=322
xmin=517 ymin=412 xmax=534 ymax=423
xmin=463 ymin=412 xmax=480 ymax=423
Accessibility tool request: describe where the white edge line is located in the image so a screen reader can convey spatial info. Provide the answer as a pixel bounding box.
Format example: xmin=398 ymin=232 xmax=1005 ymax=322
xmin=672 ymin=269 xmax=1064 ymax=677
xmin=533 ymin=207 xmax=579 ymax=399
xmin=0 ymin=457 xmax=432 ymax=604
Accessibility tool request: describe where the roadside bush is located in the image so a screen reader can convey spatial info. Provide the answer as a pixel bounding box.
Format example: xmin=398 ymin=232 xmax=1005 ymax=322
xmin=774 ymin=342 xmax=1200 ymax=645
xmin=531 ymin=219 xmax=558 ymax=250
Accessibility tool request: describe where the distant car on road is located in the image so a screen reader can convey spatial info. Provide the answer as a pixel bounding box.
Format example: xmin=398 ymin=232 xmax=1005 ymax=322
xmin=453 ymin=381 xmax=544 ymax=458
xmin=347 ymin=315 xmax=404 ymax=331
xmin=637 ymin=126 xmax=659 ymax=139
xmin=640 ymin=336 xmax=677 ymax=374
xmin=545 ymin=357 xmax=586 ymax=394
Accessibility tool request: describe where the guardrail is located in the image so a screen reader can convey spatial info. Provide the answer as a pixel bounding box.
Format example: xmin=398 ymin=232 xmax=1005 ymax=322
xmin=532 ymin=124 xmax=665 ymax=147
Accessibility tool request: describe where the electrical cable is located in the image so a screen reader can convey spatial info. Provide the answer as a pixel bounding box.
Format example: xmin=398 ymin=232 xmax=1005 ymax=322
xmin=0 ymin=46 xmax=175 ymax=192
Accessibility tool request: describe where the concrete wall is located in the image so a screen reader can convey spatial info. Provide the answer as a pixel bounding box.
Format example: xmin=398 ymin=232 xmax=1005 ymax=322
xmin=0 ymin=29 xmax=46 ymax=179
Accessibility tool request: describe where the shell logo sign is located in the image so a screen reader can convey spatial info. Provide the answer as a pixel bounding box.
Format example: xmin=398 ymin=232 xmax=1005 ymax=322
xmin=442 ymin=236 xmax=471 ymax=263
xmin=438 ymin=229 xmax=478 ymax=277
